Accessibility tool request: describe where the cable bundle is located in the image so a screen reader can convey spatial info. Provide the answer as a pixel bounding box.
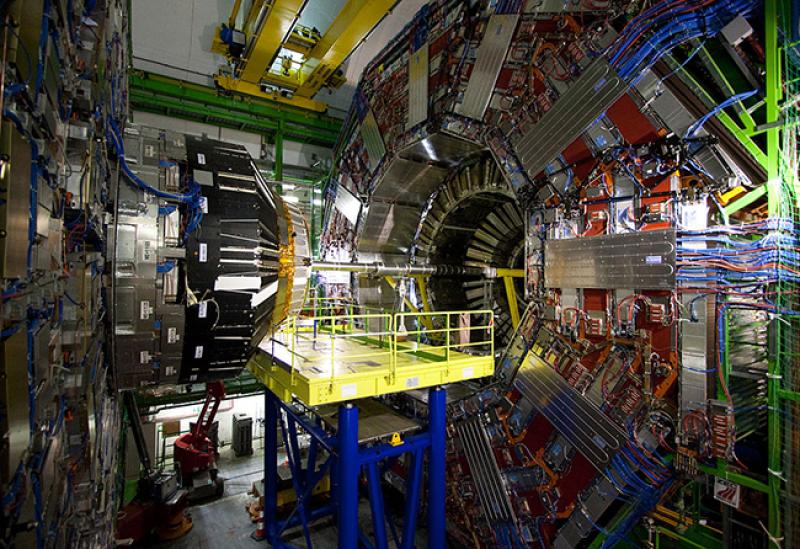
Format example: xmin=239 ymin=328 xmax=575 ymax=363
xmin=105 ymin=117 xmax=204 ymax=243
xmin=606 ymin=0 xmax=759 ymax=82
xmin=677 ymin=218 xmax=800 ymax=288
xmin=598 ymin=430 xmax=673 ymax=549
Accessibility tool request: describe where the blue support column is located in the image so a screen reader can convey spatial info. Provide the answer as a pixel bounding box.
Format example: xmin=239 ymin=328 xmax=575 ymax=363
xmin=401 ymin=449 xmax=424 ymax=549
xmin=428 ymin=386 xmax=447 ymax=548
xmin=365 ymin=462 xmax=388 ymax=549
xmin=338 ymin=403 xmax=359 ymax=549
xmin=264 ymin=390 xmax=279 ymax=543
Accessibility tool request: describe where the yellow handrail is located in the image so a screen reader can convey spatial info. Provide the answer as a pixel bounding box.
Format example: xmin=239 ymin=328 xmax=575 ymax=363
xmin=273 ymin=310 xmax=494 ymax=388
xmin=392 ymin=310 xmax=494 ymax=381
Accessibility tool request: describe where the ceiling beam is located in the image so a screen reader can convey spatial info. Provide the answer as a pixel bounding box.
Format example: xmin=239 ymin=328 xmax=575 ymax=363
xmin=239 ymin=0 xmax=307 ymax=83
xmin=295 ymin=0 xmax=397 ymax=98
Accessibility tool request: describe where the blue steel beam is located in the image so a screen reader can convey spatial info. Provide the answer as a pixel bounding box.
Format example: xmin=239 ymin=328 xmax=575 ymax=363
xmin=338 ymin=403 xmax=360 ymax=548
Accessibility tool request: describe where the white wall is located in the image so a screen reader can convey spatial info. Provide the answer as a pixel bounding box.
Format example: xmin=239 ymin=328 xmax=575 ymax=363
xmin=150 ymin=393 xmax=266 ymax=457
xmin=132 ymin=0 xmax=227 ymax=86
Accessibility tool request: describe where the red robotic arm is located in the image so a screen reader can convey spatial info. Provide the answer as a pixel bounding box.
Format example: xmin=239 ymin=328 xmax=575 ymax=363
xmin=173 ymin=381 xmax=226 ymax=477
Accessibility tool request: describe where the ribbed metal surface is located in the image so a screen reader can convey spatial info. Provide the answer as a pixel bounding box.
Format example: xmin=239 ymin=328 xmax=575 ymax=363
xmin=456 ymin=15 xmax=519 ymax=120
xmin=407 ymin=44 xmax=429 ymax=130
xmin=514 ymin=352 xmax=627 ymax=473
xmin=545 ymin=229 xmax=676 ymax=290
xmin=455 ymin=416 xmax=516 ymax=522
xmin=680 ymin=294 xmax=715 ymax=424
xmin=360 ymin=109 xmax=386 ymax=173
xmin=512 ymin=58 xmax=625 ymax=178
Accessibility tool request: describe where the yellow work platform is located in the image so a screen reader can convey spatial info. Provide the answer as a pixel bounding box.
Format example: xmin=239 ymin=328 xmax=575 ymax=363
xmin=248 ymin=310 xmax=496 ymax=406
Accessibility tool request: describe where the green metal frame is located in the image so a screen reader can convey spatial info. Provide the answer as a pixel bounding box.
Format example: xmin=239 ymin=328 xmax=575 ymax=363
xmin=128 ymin=72 xmax=342 ymax=147
xmin=764 ymin=1 xmax=783 ymax=544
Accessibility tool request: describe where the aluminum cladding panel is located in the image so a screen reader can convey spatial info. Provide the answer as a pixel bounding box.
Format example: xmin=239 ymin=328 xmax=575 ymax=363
xmin=545 ymin=229 xmax=676 ymax=289
xmin=455 ymin=14 xmax=519 ymax=120
xmin=512 ymin=58 xmax=626 ymax=179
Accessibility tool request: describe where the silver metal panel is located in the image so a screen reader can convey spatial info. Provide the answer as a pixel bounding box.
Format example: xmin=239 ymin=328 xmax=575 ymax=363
xmin=1 ymin=129 xmax=31 ymax=278
xmin=514 ymin=352 xmax=628 ymax=473
xmin=406 ymin=44 xmax=429 ymax=130
xmin=318 ymin=399 xmax=420 ymax=444
xmin=399 ymin=132 xmax=484 ymax=167
xmin=455 ymin=417 xmax=516 ymax=522
xmin=456 ymin=15 xmax=518 ymax=120
xmin=680 ymin=294 xmax=713 ymax=417
xmin=526 ymin=0 xmax=612 ymax=12
xmin=1 ymin=330 xmax=29 ymax=478
xmin=360 ymin=109 xmax=386 ymax=173
xmin=513 ymin=58 xmax=626 ymax=178
xmin=358 ymin=201 xmax=421 ymax=255
xmin=544 ymin=229 xmax=676 ymax=289
xmin=553 ymin=478 xmax=619 ymax=549
xmin=334 ymin=184 xmax=362 ymax=226
xmin=373 ymin=156 xmax=447 ymax=205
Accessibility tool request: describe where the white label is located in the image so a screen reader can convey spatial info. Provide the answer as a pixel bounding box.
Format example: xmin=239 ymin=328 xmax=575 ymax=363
xmin=198 ymin=301 xmax=208 ymax=318
xmin=194 ymin=346 xmax=204 ymax=359
xmin=340 ymin=383 xmax=357 ymax=398
xmin=189 ymin=374 xmax=197 ymax=382
xmin=200 ymin=196 xmax=208 ymax=213
xmin=197 ymin=153 xmax=206 ymax=165
xmin=645 ymin=255 xmax=662 ymax=265
xmin=140 ymin=300 xmax=151 ymax=320
xmin=142 ymin=240 xmax=155 ymax=262
xmin=165 ymin=366 xmax=175 ymax=376
xmin=140 ymin=350 xmax=150 ymax=364
xmin=462 ymin=367 xmax=475 ymax=379
xmin=214 ymin=276 xmax=261 ymax=291
xmin=167 ymin=327 xmax=178 ymax=344
xmin=199 ymin=242 xmax=207 ymax=263
xmin=713 ymin=478 xmax=741 ymax=508
xmin=405 ymin=377 xmax=420 ymax=388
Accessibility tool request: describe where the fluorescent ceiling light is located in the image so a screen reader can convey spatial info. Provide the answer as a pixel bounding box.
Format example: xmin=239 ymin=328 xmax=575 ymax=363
xmin=283 ymin=195 xmax=300 ymax=203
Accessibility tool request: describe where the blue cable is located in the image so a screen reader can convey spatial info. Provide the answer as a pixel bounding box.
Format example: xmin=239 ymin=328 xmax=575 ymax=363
xmin=684 ymin=88 xmax=761 ymax=138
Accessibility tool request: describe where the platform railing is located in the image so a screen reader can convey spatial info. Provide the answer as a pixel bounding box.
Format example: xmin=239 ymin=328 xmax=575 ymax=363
xmin=272 ymin=309 xmax=494 ymax=389
xmin=298 ymin=297 xmax=388 ymax=331
xmin=275 ymin=313 xmax=395 ymax=387
xmin=392 ymin=310 xmax=494 ymax=380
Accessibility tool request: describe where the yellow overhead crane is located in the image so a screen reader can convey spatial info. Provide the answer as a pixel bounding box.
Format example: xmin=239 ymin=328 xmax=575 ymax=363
xmin=213 ymin=0 xmax=397 ymax=112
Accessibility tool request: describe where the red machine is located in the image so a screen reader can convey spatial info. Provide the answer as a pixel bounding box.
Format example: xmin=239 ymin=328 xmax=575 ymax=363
xmin=173 ymin=381 xmax=226 ymax=499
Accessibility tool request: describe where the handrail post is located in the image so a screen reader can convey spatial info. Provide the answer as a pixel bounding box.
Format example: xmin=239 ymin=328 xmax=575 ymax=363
xmin=290 ymin=317 xmax=296 ymax=386
xmin=392 ymin=314 xmax=398 ymax=382
xmin=445 ymin=313 xmax=450 ymax=362
xmin=331 ymin=319 xmax=336 ymax=388
xmin=490 ymin=312 xmax=494 ymax=358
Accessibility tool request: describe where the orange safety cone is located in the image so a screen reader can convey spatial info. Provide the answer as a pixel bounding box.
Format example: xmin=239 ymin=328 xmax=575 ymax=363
xmin=251 ymin=517 xmax=265 ymax=541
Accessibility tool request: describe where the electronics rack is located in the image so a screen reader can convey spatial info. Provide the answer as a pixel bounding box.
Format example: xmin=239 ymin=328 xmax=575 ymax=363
xmin=0 ymin=0 xmax=126 ymax=546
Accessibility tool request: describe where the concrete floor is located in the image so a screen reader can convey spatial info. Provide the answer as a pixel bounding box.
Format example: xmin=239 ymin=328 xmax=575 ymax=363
xmin=149 ymin=444 xmax=428 ymax=548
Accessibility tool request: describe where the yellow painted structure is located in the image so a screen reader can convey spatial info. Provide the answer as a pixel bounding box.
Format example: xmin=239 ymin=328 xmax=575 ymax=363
xmin=214 ymin=0 xmax=398 ymax=111
xmin=249 ymin=310 xmax=495 ymax=406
